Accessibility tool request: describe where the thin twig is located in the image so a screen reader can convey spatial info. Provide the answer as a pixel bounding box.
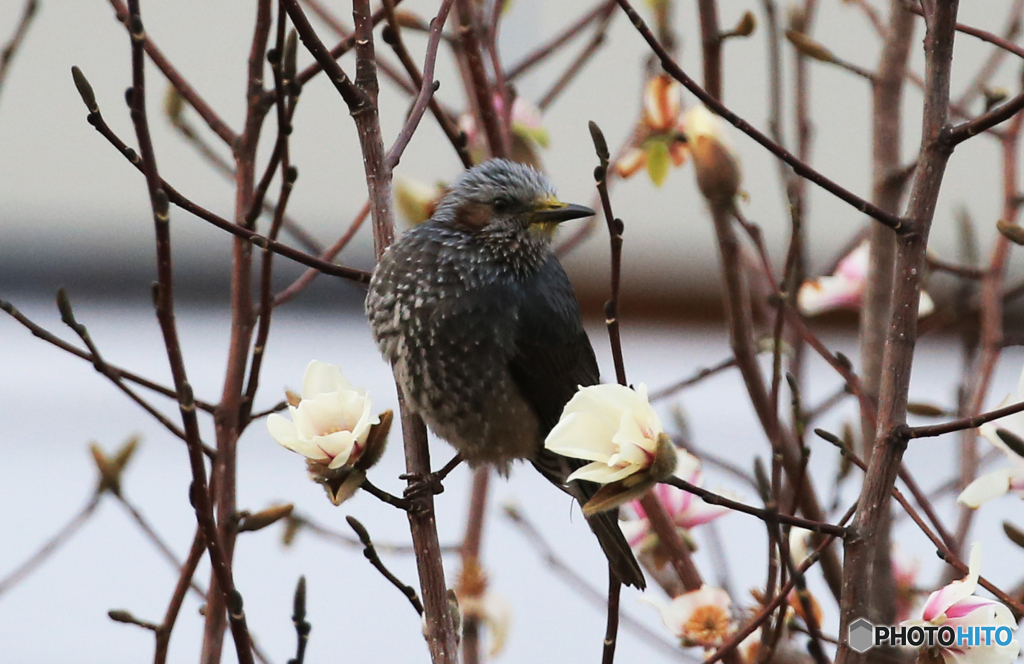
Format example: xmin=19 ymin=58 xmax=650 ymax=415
xmin=347 ymin=516 xmax=424 ymax=614
xmin=662 ymin=477 xmax=847 ymax=537
xmin=0 ymin=0 xmax=38 ymax=106
xmin=0 ymin=494 xmax=100 ymax=598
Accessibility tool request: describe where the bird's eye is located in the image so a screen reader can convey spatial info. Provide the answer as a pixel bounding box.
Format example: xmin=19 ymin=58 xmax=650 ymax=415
xmin=492 ymin=197 xmax=511 ymax=213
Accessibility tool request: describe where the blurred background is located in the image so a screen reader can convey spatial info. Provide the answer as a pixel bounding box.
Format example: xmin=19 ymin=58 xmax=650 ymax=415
xmin=3 ymin=1 xmax=1024 ymax=663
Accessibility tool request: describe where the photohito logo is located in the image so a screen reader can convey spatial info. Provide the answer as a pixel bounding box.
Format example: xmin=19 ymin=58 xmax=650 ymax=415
xmin=848 ymin=618 xmax=1017 ymax=653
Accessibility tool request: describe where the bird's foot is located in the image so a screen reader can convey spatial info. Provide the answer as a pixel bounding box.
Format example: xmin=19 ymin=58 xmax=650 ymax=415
xmin=400 ymin=453 xmax=464 ymax=509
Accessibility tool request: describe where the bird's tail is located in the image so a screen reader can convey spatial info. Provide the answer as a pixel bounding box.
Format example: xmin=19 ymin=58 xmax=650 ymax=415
xmin=532 ymin=450 xmax=646 ymax=590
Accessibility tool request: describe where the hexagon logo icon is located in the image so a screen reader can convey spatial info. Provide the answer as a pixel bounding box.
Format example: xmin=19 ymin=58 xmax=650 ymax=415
xmin=848 ymin=618 xmax=875 ymax=653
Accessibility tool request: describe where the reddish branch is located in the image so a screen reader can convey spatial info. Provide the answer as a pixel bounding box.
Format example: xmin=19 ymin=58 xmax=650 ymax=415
xmin=281 ymin=1 xmax=459 ymax=661
xmin=121 ymin=1 xmax=255 ymax=662
xmin=108 ymin=0 xmax=237 ymax=146
xmin=836 ymin=4 xmax=960 ymax=663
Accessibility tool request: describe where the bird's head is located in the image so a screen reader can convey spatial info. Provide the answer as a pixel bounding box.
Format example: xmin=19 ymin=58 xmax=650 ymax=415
xmin=432 ymin=159 xmax=594 ymax=246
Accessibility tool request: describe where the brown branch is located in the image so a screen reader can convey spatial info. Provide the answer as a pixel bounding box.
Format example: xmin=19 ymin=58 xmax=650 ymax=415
xmin=904 ymin=398 xmax=1024 ymax=438
xmin=291 ymin=0 xmax=407 ymax=91
xmin=903 ymin=0 xmax=1024 ymax=59
xmin=537 ymin=5 xmax=616 ymax=111
xmin=506 ymin=1 xmax=614 ymax=80
xmin=0 ymin=296 xmax=207 ymax=412
xmin=946 ymin=91 xmax=1024 ymax=145
xmin=614 ymin=0 xmax=907 ymax=232
xmin=154 ymin=529 xmax=205 ymax=664
xmin=459 ymin=468 xmax=490 ymax=664
xmin=300 ymin=0 xmax=417 ymax=95
xmin=384 ymin=0 xmax=455 ymax=168
xmin=347 ymin=516 xmax=424 ymax=614
xmin=602 ymin=568 xmax=622 ymax=664
xmin=927 ymin=254 xmax=986 ymax=278
xmin=661 ymin=477 xmax=847 ymax=537
xmin=0 ymin=0 xmax=37 ymax=106
xmin=121 ymin=2 xmax=254 ymax=662
xmin=72 ymin=92 xmax=370 ymax=283
xmin=107 ymin=0 xmax=237 ymax=146
xmin=455 ymin=0 xmax=507 ymax=158
xmin=273 ymin=201 xmax=371 ymax=307
xmin=650 ymin=355 xmax=739 ymax=402
xmin=0 ymin=494 xmax=100 ymax=598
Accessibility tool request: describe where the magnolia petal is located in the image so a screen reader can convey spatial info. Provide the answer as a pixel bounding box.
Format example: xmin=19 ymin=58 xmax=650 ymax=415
xmin=676 ymin=498 xmax=730 ymax=529
xmin=302 ymin=360 xmax=353 ymax=398
xmin=922 ymin=543 xmax=981 ymax=621
xmin=319 ymin=430 xmax=358 ymax=469
xmin=568 ymin=460 xmax=638 ymax=485
xmin=957 ymin=468 xmax=1014 ymax=508
xmin=643 ymin=75 xmax=681 ymax=132
xmin=267 ymin=413 xmax=300 ymax=449
xmin=545 ymin=412 xmax=620 ymax=462
xmin=639 ymin=595 xmax=682 ymax=637
xmin=835 ymin=242 xmax=870 ymax=282
xmin=944 ymin=596 xmax=1004 ymax=620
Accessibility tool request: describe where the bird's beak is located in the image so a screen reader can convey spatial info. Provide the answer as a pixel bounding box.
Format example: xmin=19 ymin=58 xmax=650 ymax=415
xmin=529 ymin=199 xmax=595 ymax=225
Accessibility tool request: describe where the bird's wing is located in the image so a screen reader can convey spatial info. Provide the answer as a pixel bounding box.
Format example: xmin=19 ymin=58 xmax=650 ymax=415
xmin=508 ymin=255 xmax=646 ymax=589
xmin=508 ymin=254 xmax=600 ymax=435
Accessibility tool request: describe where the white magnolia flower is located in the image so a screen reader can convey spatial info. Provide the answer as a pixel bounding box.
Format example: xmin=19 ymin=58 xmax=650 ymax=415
xmin=642 ymin=585 xmax=734 ymax=646
xmin=903 ymin=544 xmax=1019 ymax=664
xmin=544 ymin=383 xmax=668 ymax=484
xmin=958 ymin=367 xmax=1024 ymax=508
xmin=798 ymin=241 xmax=935 ymax=317
xmin=267 ymin=361 xmax=379 ymax=470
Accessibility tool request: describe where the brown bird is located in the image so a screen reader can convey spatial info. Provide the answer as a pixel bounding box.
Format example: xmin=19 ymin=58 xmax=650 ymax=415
xmin=366 ymin=158 xmax=645 ymax=588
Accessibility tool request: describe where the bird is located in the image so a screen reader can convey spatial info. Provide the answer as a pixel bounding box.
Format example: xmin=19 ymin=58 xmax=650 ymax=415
xmin=365 ymin=158 xmax=645 ymax=589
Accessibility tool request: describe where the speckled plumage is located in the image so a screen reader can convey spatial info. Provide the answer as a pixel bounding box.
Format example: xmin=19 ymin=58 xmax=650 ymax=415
xmin=366 ymin=159 xmax=645 ymax=588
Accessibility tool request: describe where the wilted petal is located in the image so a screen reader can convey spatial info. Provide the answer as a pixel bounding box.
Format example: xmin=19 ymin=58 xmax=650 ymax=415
xmin=615 ymin=148 xmax=647 ymax=179
xmin=643 ymin=75 xmax=682 ymax=132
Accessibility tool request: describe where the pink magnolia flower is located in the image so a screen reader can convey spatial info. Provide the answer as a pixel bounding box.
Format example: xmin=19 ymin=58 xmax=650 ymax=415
xmin=798 ymin=241 xmax=934 ymax=317
xmin=620 ymin=451 xmax=731 ymax=551
xmin=958 ymin=365 xmax=1024 ymax=508
xmin=903 ymin=544 xmax=1019 ymax=664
